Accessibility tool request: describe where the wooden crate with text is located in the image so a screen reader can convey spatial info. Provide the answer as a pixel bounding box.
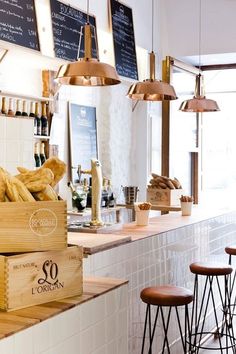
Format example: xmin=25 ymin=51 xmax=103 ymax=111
xmin=147 ymin=188 xmax=183 ymax=206
xmin=0 ymin=201 xmax=67 ymax=253
xmin=0 ymin=245 xmax=83 ymax=311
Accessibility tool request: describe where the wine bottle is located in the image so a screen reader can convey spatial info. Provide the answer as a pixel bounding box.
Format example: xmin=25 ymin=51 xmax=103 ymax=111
xmin=41 ymin=102 xmax=48 ymax=136
xmin=35 ymin=102 xmax=41 ymax=136
xmin=107 ymin=179 xmax=115 ymax=207
xmin=86 ymin=177 xmax=92 ymax=208
xmin=22 ymin=100 xmax=28 ymax=117
xmin=40 ymin=142 xmax=46 ymax=165
xmin=101 ymin=178 xmax=108 ymax=207
xmin=15 ymin=99 xmax=22 ymax=116
xmin=67 ymin=181 xmax=86 ymax=211
xmin=29 ymin=101 xmax=35 ymax=117
xmin=1 ymin=97 xmax=6 ymax=115
xmin=7 ymin=98 xmax=14 ymax=117
xmin=34 ymin=142 xmax=41 ymax=168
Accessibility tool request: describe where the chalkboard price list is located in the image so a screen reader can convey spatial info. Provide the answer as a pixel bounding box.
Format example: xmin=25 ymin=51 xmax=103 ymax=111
xmin=50 ymin=0 xmax=97 ymax=62
xmin=110 ymin=0 xmax=138 ymax=80
xmin=0 ymin=0 xmax=40 ymax=51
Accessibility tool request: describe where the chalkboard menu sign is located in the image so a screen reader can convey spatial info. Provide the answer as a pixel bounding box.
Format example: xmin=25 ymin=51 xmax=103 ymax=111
xmin=0 ymin=0 xmax=39 ymax=51
xmin=110 ymin=0 xmax=138 ymax=80
xmin=69 ymin=103 xmax=98 ymax=183
xmin=50 ymin=0 xmax=97 ymax=62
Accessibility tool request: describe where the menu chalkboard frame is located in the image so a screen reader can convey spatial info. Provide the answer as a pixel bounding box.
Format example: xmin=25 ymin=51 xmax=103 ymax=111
xmin=50 ymin=0 xmax=99 ymax=62
xmin=109 ymin=0 xmax=139 ymax=81
xmin=69 ymin=102 xmax=98 ymax=183
xmin=0 ymin=0 xmax=40 ymax=52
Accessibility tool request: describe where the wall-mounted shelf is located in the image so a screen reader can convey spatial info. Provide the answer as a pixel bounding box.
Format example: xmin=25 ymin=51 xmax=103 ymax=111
xmin=34 ymin=135 xmax=50 ymax=140
xmin=0 ymin=90 xmax=54 ymax=102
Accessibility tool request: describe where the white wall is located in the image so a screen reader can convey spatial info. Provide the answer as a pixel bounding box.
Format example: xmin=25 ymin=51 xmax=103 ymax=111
xmin=160 ymin=0 xmax=236 ymax=59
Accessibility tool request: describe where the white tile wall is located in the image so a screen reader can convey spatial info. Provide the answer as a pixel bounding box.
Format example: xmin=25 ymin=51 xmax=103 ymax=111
xmin=0 ymin=284 xmax=128 ymax=354
xmin=0 ymin=116 xmax=34 ymax=173
xmin=83 ymin=212 xmax=236 ymax=353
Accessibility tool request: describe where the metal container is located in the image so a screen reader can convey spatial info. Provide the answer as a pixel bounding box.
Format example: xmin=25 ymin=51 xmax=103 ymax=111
xmin=122 ymin=186 xmax=139 ymax=205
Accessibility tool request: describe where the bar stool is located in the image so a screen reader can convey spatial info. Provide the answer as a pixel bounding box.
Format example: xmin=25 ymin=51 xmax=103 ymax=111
xmin=140 ymin=285 xmax=193 ymax=353
xmin=189 ymin=261 xmax=235 ymax=353
xmin=225 ymin=246 xmax=236 ymax=316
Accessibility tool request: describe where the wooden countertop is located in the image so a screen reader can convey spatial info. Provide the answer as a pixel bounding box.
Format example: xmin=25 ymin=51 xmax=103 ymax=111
xmin=68 ymin=206 xmax=234 ymax=253
xmin=0 ymin=277 xmax=127 ymax=339
xmin=68 ymin=232 xmax=131 ymax=254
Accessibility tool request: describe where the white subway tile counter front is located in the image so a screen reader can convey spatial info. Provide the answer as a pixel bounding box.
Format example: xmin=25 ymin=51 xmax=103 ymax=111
xmin=0 ymin=277 xmax=128 ymax=354
xmin=69 ymin=206 xmax=236 ymax=353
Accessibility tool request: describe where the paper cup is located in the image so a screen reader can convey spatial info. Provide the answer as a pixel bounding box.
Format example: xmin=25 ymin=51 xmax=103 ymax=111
xmin=181 ymin=202 xmax=193 ymax=216
xmin=136 ymin=210 xmax=150 ymax=226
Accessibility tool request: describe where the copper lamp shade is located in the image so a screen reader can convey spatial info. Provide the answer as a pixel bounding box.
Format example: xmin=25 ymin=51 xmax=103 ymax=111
xmin=56 ymin=24 xmax=120 ymax=87
xmin=127 ymin=52 xmax=177 ymax=101
xmin=179 ymin=74 xmax=220 ymax=112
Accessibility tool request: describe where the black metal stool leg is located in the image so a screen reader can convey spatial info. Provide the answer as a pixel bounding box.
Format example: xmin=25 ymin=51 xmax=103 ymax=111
xmin=175 ymin=305 xmax=186 ymax=352
xmin=160 ymin=306 xmax=171 ymax=354
xmin=148 ymin=304 xmax=152 ymax=354
xmin=148 ymin=306 xmax=160 ymax=354
xmin=141 ymin=304 xmax=150 ymax=354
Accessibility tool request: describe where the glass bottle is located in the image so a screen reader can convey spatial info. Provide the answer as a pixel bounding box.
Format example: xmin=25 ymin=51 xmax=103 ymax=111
xmin=35 ymin=102 xmax=41 ymax=136
xmin=1 ymin=97 xmax=6 ymax=115
xmin=34 ymin=142 xmax=41 ymax=168
xmin=101 ymin=178 xmax=108 ymax=207
xmin=41 ymin=102 xmax=48 ymax=136
xmin=40 ymin=142 xmax=46 ymax=165
xmin=29 ymin=101 xmax=35 ymax=117
xmin=107 ymin=179 xmax=115 ymax=207
xmin=67 ymin=181 xmax=87 ymax=211
xmin=15 ymin=99 xmax=22 ymax=116
xmin=7 ymin=98 xmax=14 ymax=117
xmin=22 ymin=100 xmax=28 ymax=117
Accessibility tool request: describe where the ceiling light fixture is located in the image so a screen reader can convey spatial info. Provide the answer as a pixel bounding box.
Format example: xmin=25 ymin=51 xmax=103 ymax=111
xmin=179 ymin=0 xmax=219 ymax=112
xmin=55 ymin=0 xmax=120 ymax=86
xmin=127 ymin=0 xmax=177 ymax=101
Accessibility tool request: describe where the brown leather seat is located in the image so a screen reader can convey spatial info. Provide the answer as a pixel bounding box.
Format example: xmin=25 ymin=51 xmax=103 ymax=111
xmin=225 ymin=245 xmax=236 ymax=256
xmin=140 ymin=285 xmax=193 ymax=306
xmin=190 ymin=262 xmax=233 ymax=276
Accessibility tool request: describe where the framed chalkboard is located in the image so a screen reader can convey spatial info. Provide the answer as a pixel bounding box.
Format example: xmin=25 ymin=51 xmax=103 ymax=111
xmin=110 ymin=0 xmax=138 ymax=80
xmin=69 ymin=103 xmax=98 ymax=183
xmin=50 ymin=0 xmax=98 ymax=62
xmin=0 ymin=0 xmax=39 ymax=51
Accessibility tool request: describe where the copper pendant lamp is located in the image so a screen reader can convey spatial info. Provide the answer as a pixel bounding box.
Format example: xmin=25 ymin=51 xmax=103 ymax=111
xmin=127 ymin=0 xmax=177 ymax=101
xmin=56 ymin=0 xmax=120 ymax=87
xmin=179 ymin=0 xmax=219 ymax=112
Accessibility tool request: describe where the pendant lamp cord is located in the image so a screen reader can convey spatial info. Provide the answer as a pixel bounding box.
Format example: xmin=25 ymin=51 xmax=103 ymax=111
xmin=152 ymin=0 xmax=154 ymax=52
xmin=198 ymin=0 xmax=202 ymax=72
xmin=87 ymin=0 xmax=90 ymax=24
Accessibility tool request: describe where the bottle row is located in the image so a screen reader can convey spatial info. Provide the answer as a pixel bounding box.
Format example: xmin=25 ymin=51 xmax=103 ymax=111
xmin=67 ymin=178 xmax=116 ymax=211
xmin=34 ymin=141 xmax=47 ymax=168
xmin=0 ymin=96 xmax=49 ymax=137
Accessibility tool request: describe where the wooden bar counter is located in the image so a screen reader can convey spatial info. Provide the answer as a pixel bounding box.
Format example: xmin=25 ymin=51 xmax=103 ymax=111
xmin=68 ymin=206 xmax=236 ymax=353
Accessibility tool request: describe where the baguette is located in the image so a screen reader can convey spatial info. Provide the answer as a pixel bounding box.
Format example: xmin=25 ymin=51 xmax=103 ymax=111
xmin=33 ymin=185 xmax=58 ymax=201
xmin=42 ymin=157 xmax=66 ymax=187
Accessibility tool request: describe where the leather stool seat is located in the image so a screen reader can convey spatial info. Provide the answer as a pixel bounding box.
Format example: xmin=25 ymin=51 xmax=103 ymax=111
xmin=140 ymin=285 xmax=193 ymax=307
xmin=225 ymin=245 xmax=236 ymax=256
xmin=190 ymin=261 xmax=233 ymax=276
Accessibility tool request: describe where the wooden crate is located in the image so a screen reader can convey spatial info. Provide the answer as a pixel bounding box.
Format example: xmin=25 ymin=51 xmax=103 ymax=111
xmin=147 ymin=188 xmax=183 ymax=206
xmin=0 ymin=201 xmax=67 ymax=253
xmin=0 ymin=245 xmax=83 ymax=311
